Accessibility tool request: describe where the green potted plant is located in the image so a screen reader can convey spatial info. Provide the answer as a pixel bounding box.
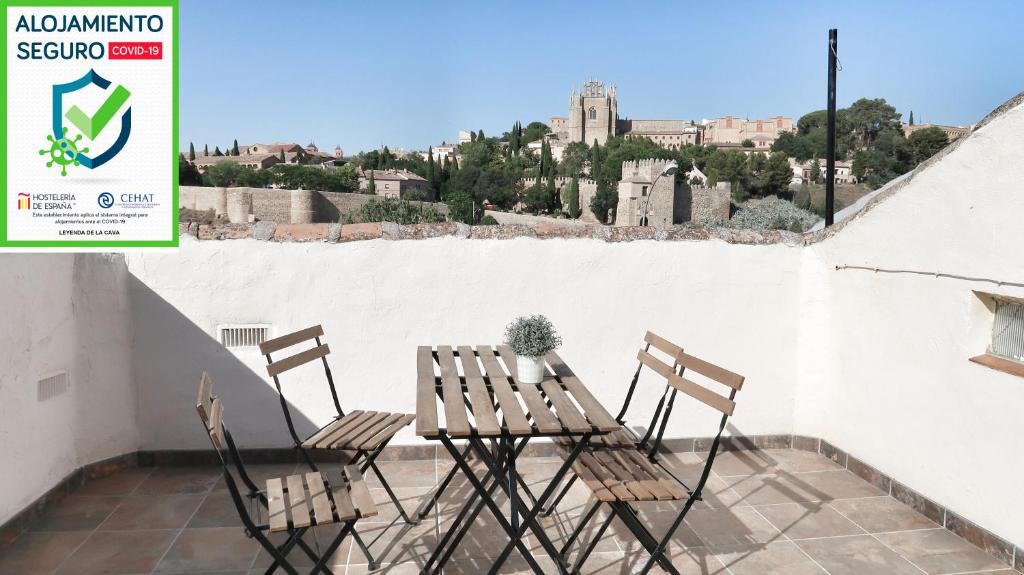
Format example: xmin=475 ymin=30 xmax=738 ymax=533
xmin=504 ymin=315 xmax=562 ymax=384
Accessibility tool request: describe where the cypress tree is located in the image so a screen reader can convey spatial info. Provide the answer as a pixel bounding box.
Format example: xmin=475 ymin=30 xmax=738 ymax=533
xmin=279 ymin=150 xmax=285 ymax=162
xmin=477 ymin=129 xmax=485 ymax=141
xmin=188 ymin=142 xmax=195 ymax=161
xmin=590 ymin=140 xmax=601 ymax=180
xmin=367 ymin=171 xmax=376 ymax=194
xmin=546 ymin=176 xmax=558 ymax=213
xmin=909 ymin=110 xmax=914 ymax=126
xmin=213 ymin=146 xmax=223 ymax=156
xmin=427 ymin=148 xmax=436 ymax=189
xmin=567 ymin=175 xmax=582 ymax=219
xmin=232 ymin=139 xmax=239 ymax=156
xmin=470 ymin=131 xmax=477 ymax=143
xmin=204 ymin=144 xmax=209 ymax=157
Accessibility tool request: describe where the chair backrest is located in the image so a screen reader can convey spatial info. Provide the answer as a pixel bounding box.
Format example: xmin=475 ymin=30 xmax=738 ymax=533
xmin=635 ymin=334 xmax=745 ymax=500
xmin=258 ymin=325 xmax=344 ymax=442
xmin=615 ymin=332 xmax=686 ymax=446
xmin=195 ymin=372 xmax=267 ymax=524
xmin=196 ymin=372 xmax=225 ymax=451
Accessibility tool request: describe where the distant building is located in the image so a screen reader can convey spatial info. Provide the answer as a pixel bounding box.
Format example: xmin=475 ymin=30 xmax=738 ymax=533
xmin=903 ymin=123 xmax=970 ymax=142
xmin=192 ymin=153 xmax=280 ymax=173
xmin=619 ymin=119 xmax=703 ymax=147
xmin=703 ymin=116 xmax=795 ymax=148
xmin=358 ymin=168 xmax=432 ymax=199
xmin=790 ymin=158 xmax=856 ymax=185
xmin=614 ymin=159 xmax=686 ymax=227
xmin=334 ymin=145 xmax=344 ymax=158
xmin=458 ymin=130 xmax=473 ymax=144
xmin=420 ymin=142 xmax=459 ymax=165
xmin=243 ymin=142 xmax=304 ymax=156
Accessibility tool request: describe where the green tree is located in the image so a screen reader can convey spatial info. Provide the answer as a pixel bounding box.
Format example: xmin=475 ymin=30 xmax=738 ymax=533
xmin=589 ymin=182 xmax=617 ymax=223
xmin=589 ymin=140 xmax=602 ymax=179
xmin=477 ymin=129 xmax=485 ymax=141
xmin=908 ymin=110 xmax=914 ymax=126
xmin=426 ymin=148 xmax=437 ymax=190
xmin=213 ymin=146 xmax=223 ymax=156
xmin=546 ymin=176 xmax=559 ymax=212
xmin=232 ymin=139 xmax=239 ymax=156
xmin=558 ymin=141 xmax=590 ymax=176
xmin=540 ymin=140 xmax=553 ymax=177
xmin=524 ymin=181 xmax=552 ymax=214
xmin=521 ymin=121 xmax=549 ymax=144
xmin=843 ymin=98 xmax=902 ymax=149
xmin=908 ymin=126 xmax=949 ymax=163
xmin=446 ymin=189 xmax=475 ymax=224
xmin=204 ymin=160 xmax=241 ymax=186
xmin=188 ymin=142 xmax=196 ymax=161
xmin=278 ymin=150 xmax=285 ymax=162
xmin=366 ymin=171 xmax=376 ymax=194
xmin=755 ymin=152 xmax=794 ymax=197
xmin=565 ymin=175 xmax=581 ymax=218
xmin=203 ymin=144 xmax=209 ymax=157
xmin=809 ymin=158 xmax=821 ymax=184
xmin=741 ymin=138 xmax=755 ymax=148
xmin=178 ymin=154 xmax=202 ymax=185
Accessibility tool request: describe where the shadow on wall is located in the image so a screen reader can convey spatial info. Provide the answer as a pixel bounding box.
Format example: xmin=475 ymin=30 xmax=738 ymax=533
xmin=128 ymin=274 xmax=321 ymax=450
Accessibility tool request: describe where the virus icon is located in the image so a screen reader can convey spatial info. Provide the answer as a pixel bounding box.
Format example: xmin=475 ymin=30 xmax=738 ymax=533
xmin=39 ymin=127 xmax=89 ymax=176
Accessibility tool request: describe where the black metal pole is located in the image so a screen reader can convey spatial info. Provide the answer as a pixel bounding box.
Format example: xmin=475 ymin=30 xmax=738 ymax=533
xmin=826 ymin=28 xmax=837 ymax=227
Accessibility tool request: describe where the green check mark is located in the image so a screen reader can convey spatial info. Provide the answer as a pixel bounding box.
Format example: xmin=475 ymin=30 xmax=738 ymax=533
xmin=65 ymin=84 xmax=131 ymax=140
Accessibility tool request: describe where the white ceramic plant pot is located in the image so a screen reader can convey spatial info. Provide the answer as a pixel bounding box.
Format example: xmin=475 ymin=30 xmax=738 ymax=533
xmin=516 ymin=355 xmax=546 ymax=384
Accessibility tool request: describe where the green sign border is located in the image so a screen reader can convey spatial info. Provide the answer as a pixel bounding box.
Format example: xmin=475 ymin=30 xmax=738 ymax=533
xmin=0 ymin=0 xmax=179 ymax=248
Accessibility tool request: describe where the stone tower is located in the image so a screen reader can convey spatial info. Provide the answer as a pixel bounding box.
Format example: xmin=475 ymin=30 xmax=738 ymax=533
xmin=569 ymin=80 xmax=617 ymax=146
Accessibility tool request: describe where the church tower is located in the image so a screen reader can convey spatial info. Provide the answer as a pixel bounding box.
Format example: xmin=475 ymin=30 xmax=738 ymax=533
xmin=568 ymin=80 xmax=617 ymax=146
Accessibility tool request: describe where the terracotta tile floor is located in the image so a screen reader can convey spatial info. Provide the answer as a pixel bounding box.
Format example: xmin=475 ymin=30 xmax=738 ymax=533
xmin=0 ymin=449 xmax=1015 ymax=574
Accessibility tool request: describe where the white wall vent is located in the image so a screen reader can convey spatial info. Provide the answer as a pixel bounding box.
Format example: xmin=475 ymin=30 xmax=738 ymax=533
xmin=991 ymin=299 xmax=1024 ymax=362
xmin=219 ymin=324 xmax=270 ymax=348
xmin=38 ymin=371 xmax=70 ymax=401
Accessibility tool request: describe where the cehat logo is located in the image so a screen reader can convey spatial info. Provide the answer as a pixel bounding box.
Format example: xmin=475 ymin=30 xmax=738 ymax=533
xmin=17 ymin=193 xmax=31 ymax=210
xmin=41 ymin=69 xmax=131 ymax=176
xmin=98 ymin=192 xmax=115 ymax=209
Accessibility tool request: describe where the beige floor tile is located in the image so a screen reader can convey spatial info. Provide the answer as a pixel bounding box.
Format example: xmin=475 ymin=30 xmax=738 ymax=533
xmin=56 ymin=529 xmax=178 ymax=575
xmin=754 ymin=502 xmax=865 ymax=539
xmin=0 ymin=530 xmax=91 ymax=574
xmin=98 ymin=494 xmax=204 ymax=530
xmin=683 ymin=506 xmax=783 ymax=547
xmin=876 ymin=528 xmax=1011 ymax=574
xmin=153 ymin=526 xmax=259 ymax=572
xmin=829 ymin=497 xmax=940 ymax=533
xmin=712 ymin=541 xmax=827 ymax=574
xmin=28 ymin=495 xmax=122 ymax=532
xmin=796 ymin=534 xmax=923 ymax=575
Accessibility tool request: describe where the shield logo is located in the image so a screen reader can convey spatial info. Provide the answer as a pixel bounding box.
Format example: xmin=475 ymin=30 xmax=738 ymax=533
xmin=52 ymin=69 xmax=131 ymax=170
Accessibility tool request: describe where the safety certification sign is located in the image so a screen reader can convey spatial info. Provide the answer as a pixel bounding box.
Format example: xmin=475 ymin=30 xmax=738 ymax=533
xmin=2 ymin=0 xmax=178 ymax=248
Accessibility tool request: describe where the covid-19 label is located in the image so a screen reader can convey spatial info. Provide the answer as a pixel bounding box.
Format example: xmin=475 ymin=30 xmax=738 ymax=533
xmin=2 ymin=0 xmax=178 ymax=249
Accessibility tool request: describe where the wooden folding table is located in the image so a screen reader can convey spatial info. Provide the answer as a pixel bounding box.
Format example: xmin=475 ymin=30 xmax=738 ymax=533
xmin=415 ymin=344 xmax=621 ymax=575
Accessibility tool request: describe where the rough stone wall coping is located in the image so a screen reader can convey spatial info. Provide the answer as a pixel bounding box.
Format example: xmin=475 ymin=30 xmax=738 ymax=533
xmin=177 ymin=220 xmax=804 ymax=246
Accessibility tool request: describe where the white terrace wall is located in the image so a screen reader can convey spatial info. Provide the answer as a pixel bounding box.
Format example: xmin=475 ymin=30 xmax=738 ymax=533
xmin=124 ymin=236 xmax=803 ymax=451
xmin=0 ymin=254 xmax=137 ymax=525
xmin=796 ymin=99 xmax=1024 ymax=547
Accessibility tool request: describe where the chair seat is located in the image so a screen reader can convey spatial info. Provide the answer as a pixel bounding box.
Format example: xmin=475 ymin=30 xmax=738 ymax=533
xmin=265 ymin=465 xmax=377 ymax=533
xmin=556 ymin=440 xmax=691 ymax=503
xmin=302 ymin=410 xmax=416 ymax=451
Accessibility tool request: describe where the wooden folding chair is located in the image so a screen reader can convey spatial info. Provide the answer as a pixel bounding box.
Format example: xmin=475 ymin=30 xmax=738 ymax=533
xmin=552 ymin=333 xmax=746 ymax=575
xmin=259 ymin=325 xmax=416 ymax=569
xmin=195 ymin=373 xmax=377 ymax=575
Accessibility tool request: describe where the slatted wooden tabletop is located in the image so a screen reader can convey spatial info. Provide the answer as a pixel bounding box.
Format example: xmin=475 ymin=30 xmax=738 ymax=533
xmin=416 ymin=345 xmax=621 ymax=439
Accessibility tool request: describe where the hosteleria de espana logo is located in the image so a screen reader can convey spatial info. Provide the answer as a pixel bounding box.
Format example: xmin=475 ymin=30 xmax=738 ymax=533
xmin=39 ymin=69 xmax=131 ymax=176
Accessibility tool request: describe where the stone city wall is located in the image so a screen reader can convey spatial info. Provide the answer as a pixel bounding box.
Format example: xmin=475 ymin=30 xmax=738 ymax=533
xmin=180 ymin=186 xmax=447 ymax=224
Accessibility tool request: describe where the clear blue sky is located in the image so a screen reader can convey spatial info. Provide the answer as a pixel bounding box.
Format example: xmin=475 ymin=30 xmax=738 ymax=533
xmin=181 ymin=0 xmax=1024 ymax=154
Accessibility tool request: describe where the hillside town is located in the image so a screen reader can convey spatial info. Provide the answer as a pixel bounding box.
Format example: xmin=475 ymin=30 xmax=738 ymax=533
xmin=181 ymin=79 xmax=971 ymax=231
